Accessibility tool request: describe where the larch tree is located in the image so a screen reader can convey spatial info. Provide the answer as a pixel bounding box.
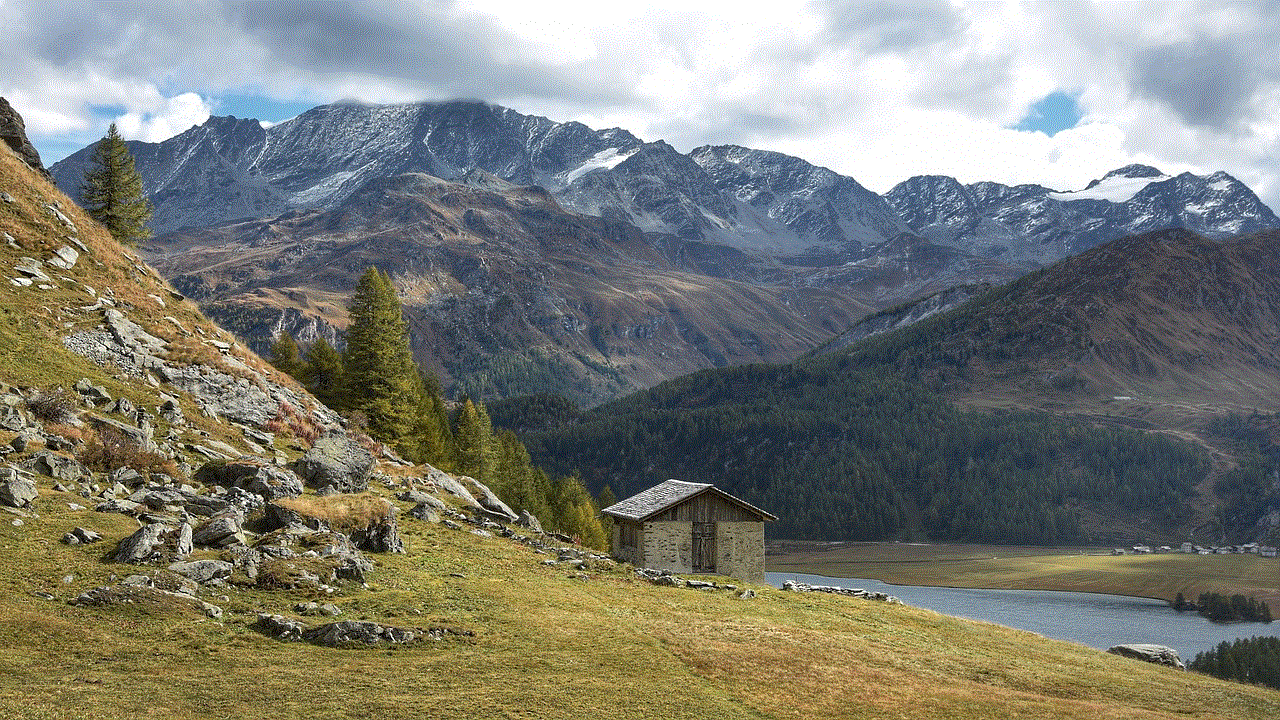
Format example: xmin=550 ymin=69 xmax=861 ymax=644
xmin=342 ymin=267 xmax=422 ymax=451
xmin=80 ymin=123 xmax=153 ymax=246
xmin=302 ymin=336 xmax=345 ymax=410
xmin=269 ymin=332 xmax=306 ymax=379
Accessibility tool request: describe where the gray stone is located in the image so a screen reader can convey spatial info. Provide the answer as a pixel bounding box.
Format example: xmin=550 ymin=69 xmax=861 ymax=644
xmin=0 ymin=465 xmax=38 ymax=508
xmin=167 ymin=559 xmax=234 ymax=584
xmin=158 ymin=398 xmax=184 ymax=424
xmin=408 ymin=502 xmax=440 ymax=523
xmin=460 ymin=475 xmax=518 ymax=522
xmin=9 ymin=429 xmax=43 ymax=453
xmin=738 ymin=589 xmax=756 ymax=599
xmin=348 ymin=500 xmax=404 ymax=553
xmin=424 ymin=465 xmax=481 ymax=509
xmin=0 ymin=97 xmax=47 ymax=172
xmin=0 ymin=403 xmax=30 ymax=431
xmin=103 ymin=308 xmax=167 ymax=357
xmin=13 ymin=257 xmax=49 ymax=282
xmin=254 ymin=613 xmax=306 ymax=641
xmin=288 ymin=433 xmax=373 ymax=494
xmin=174 ymin=521 xmax=193 ymax=560
xmin=20 ymin=451 xmax=90 ymax=483
xmin=47 ymin=245 xmax=79 ymax=270
xmin=301 ymin=620 xmax=417 ymax=647
xmin=113 ymin=524 xmax=174 ymax=564
xmin=192 ymin=515 xmax=243 ymax=547
xmin=62 ymin=527 xmax=102 ymax=545
xmin=196 ymin=459 xmax=303 ymax=500
xmin=1107 ymin=644 xmax=1185 ymax=670
xmin=515 ymin=510 xmax=543 ymax=533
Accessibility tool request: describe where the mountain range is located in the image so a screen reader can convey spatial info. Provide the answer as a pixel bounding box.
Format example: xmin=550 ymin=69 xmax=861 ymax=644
xmin=48 ymin=100 xmax=1280 ymax=403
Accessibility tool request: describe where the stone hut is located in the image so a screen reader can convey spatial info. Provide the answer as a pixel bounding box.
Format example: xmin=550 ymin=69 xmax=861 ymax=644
xmin=602 ymin=479 xmax=776 ymax=583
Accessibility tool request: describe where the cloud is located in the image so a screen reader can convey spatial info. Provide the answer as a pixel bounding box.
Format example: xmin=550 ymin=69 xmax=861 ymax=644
xmin=114 ymin=92 xmax=212 ymax=142
xmin=2 ymin=0 xmax=1280 ymax=210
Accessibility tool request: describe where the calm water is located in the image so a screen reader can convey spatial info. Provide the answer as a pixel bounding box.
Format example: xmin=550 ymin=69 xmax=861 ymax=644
xmin=766 ymin=571 xmax=1276 ymax=661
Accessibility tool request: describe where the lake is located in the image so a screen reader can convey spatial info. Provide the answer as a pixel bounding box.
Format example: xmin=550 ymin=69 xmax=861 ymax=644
xmin=766 ymin=571 xmax=1276 ymax=662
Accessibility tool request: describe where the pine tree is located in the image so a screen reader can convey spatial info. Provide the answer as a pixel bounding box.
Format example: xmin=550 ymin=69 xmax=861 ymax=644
xmin=269 ymin=332 xmax=305 ymax=379
xmin=302 ymin=337 xmax=345 ymax=410
xmin=80 ymin=123 xmax=153 ymax=245
xmin=452 ymin=398 xmax=496 ymax=479
xmin=342 ymin=267 xmax=422 ymax=451
xmin=411 ymin=369 xmax=451 ymax=465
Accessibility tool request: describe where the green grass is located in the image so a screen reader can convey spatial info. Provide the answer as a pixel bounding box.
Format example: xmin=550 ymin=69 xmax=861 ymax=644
xmin=768 ymin=541 xmax=1280 ymax=608
xmin=1 ymin=493 xmax=1278 ymax=719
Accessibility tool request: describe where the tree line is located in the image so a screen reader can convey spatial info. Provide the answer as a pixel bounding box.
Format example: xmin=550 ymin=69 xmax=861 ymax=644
xmin=1190 ymin=636 xmax=1280 ymax=690
xmin=507 ymin=353 xmax=1209 ymax=544
xmin=1176 ymin=592 xmax=1274 ymax=624
xmin=270 ymin=267 xmax=606 ymax=549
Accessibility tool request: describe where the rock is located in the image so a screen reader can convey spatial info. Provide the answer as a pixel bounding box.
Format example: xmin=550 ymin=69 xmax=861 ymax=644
xmin=61 ymin=527 xmax=102 ymax=545
xmin=20 ymin=451 xmax=90 ymax=484
xmin=396 ymin=489 xmax=445 ymax=510
xmin=349 ymin=501 xmax=404 ymax=553
xmin=13 ymin=257 xmax=50 ymax=282
xmin=686 ymin=579 xmax=716 ymax=589
xmin=103 ymin=308 xmax=168 ymax=357
xmin=104 ymin=397 xmax=135 ymax=416
xmin=738 ymin=589 xmax=756 ymax=599
xmin=47 ymin=245 xmax=79 ymax=270
xmin=167 ymin=559 xmax=234 ymax=584
xmin=112 ymin=522 xmax=193 ymax=564
xmin=254 ymin=613 xmax=306 ymax=641
xmin=157 ymin=397 xmax=184 ymax=424
xmin=515 ymin=510 xmax=543 ymax=533
xmin=191 ymin=515 xmax=244 ymax=547
xmin=10 ymin=428 xmax=43 ymax=452
xmin=1107 ymin=644 xmax=1185 ymax=670
xmin=0 ymin=402 xmax=28 ymax=431
xmin=0 ymin=98 xmax=47 ymax=173
xmin=0 ymin=465 xmax=38 ymax=508
xmin=423 ymin=464 xmax=482 ymax=509
xmin=196 ymin=459 xmax=303 ymax=500
xmin=288 ymin=433 xmax=374 ymax=494
xmin=408 ymin=502 xmax=440 ymax=523
xmin=73 ymin=582 xmax=223 ymax=619
xmin=301 ymin=620 xmax=417 ymax=647
xmin=460 ymin=475 xmax=519 ymax=522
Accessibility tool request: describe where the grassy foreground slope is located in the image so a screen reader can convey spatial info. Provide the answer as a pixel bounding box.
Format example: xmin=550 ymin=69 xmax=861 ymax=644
xmin=4 ymin=506 xmax=1280 ymax=720
xmin=0 ymin=142 xmax=1278 ymax=719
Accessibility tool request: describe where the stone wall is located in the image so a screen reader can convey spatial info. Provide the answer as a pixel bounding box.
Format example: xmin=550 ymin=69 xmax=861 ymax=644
xmin=642 ymin=521 xmax=692 ymax=574
xmin=715 ymin=521 xmax=765 ymax=582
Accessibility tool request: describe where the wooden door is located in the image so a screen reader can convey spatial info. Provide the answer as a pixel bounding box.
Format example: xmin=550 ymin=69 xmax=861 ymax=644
xmin=692 ymin=522 xmax=715 ymax=573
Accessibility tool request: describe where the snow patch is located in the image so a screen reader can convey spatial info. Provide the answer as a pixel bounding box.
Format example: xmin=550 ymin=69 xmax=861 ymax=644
xmin=561 ymin=148 xmax=635 ymax=185
xmin=1048 ymin=174 xmax=1171 ymax=203
xmin=1209 ymin=179 xmax=1234 ymax=193
xmin=291 ymin=170 xmax=359 ymax=204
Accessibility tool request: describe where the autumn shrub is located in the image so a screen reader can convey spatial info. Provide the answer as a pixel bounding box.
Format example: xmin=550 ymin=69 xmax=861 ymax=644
xmin=265 ymin=401 xmax=321 ymax=446
xmin=27 ymin=386 xmax=76 ymax=423
xmin=77 ymin=424 xmax=179 ymax=476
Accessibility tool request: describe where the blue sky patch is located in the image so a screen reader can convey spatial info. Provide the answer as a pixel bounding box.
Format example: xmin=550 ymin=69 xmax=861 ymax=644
xmin=1013 ymin=91 xmax=1082 ymax=136
xmin=211 ymin=93 xmax=318 ymax=124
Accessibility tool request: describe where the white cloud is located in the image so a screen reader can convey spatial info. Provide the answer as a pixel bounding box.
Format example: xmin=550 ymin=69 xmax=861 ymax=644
xmin=114 ymin=92 xmax=211 ymax=142
xmin=2 ymin=0 xmax=1279 ymax=208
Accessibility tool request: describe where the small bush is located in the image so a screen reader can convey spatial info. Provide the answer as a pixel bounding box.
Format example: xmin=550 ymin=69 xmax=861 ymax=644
xmin=265 ymin=401 xmax=321 ymax=446
xmin=27 ymin=387 xmax=76 ymax=423
xmin=77 ymin=424 xmax=179 ymax=477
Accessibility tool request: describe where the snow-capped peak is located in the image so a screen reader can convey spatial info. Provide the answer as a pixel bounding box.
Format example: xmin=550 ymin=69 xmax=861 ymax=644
xmin=1048 ymin=170 xmax=1171 ymax=203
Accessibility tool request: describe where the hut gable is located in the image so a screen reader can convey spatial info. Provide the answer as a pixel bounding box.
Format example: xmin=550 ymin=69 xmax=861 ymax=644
xmin=602 ymin=479 xmax=777 ymax=523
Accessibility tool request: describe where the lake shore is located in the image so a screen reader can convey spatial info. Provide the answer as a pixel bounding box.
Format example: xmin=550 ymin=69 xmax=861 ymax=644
xmin=767 ymin=540 xmax=1280 ymax=608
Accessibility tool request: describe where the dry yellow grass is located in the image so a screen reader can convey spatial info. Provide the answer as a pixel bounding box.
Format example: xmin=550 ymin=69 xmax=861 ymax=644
xmin=274 ymin=493 xmax=395 ymax=532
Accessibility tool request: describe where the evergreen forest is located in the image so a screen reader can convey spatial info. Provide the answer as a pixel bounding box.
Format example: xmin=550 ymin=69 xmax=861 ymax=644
xmin=1190 ymin=636 xmax=1280 ymax=691
xmin=509 ymin=352 xmax=1212 ymax=544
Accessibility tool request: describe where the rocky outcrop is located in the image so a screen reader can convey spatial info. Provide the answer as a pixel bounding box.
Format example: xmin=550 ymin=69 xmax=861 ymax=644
xmin=781 ymin=579 xmax=901 ymax=604
xmin=0 ymin=465 xmax=38 ymax=508
xmin=347 ymin=500 xmax=404 ymax=554
xmin=112 ymin=522 xmax=193 ymax=564
xmin=288 ymin=433 xmax=374 ymax=494
xmin=1107 ymin=644 xmax=1185 ymax=670
xmin=0 ymin=97 xmax=46 ymax=174
xmin=196 ymin=459 xmax=303 ymax=500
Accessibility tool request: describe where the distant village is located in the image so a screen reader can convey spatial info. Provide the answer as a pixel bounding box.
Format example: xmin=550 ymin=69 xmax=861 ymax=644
xmin=1112 ymin=542 xmax=1279 ymax=557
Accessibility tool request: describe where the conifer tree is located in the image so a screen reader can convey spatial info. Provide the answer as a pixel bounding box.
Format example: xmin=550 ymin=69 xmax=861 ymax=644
xmin=81 ymin=123 xmax=153 ymax=245
xmin=342 ymin=268 xmax=421 ymax=451
xmin=302 ymin=336 xmax=345 ymax=410
xmin=269 ymin=332 xmax=306 ymax=379
xmin=411 ymin=369 xmax=451 ymax=465
xmin=452 ymin=398 xmax=496 ymax=479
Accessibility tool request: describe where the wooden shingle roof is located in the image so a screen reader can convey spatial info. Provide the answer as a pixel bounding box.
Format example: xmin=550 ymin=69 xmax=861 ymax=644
xmin=602 ymin=479 xmax=777 ymax=522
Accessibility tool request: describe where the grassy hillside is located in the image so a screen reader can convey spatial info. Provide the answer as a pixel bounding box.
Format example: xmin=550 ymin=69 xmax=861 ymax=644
xmin=2 ymin=128 xmax=1279 ymax=720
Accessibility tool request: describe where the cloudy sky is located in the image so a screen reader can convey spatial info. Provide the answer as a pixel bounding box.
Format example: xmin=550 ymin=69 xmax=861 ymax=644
xmin=4 ymin=0 xmax=1280 ymax=205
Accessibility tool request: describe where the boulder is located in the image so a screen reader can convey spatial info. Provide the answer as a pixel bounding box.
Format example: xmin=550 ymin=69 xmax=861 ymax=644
xmin=301 ymin=620 xmax=417 ymax=647
xmin=348 ymin=501 xmax=404 ymax=553
xmin=408 ymin=502 xmax=440 ymax=523
xmin=515 ymin=510 xmax=543 ymax=534
xmin=20 ymin=451 xmax=90 ymax=483
xmin=73 ymin=379 xmax=111 ymax=406
xmin=1106 ymin=644 xmax=1185 ymax=670
xmin=167 ymin=559 xmax=234 ymax=584
xmin=112 ymin=521 xmax=193 ymax=564
xmin=61 ymin=527 xmax=102 ymax=545
xmin=288 ymin=433 xmax=373 ymax=494
xmin=191 ymin=515 xmax=244 ymax=547
xmin=197 ymin=459 xmax=303 ymax=500
xmin=0 ymin=98 xmax=47 ymax=173
xmin=0 ymin=465 xmax=38 ymax=508
xmin=460 ymin=475 xmax=518 ymax=522
xmin=254 ymin=613 xmax=306 ymax=641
